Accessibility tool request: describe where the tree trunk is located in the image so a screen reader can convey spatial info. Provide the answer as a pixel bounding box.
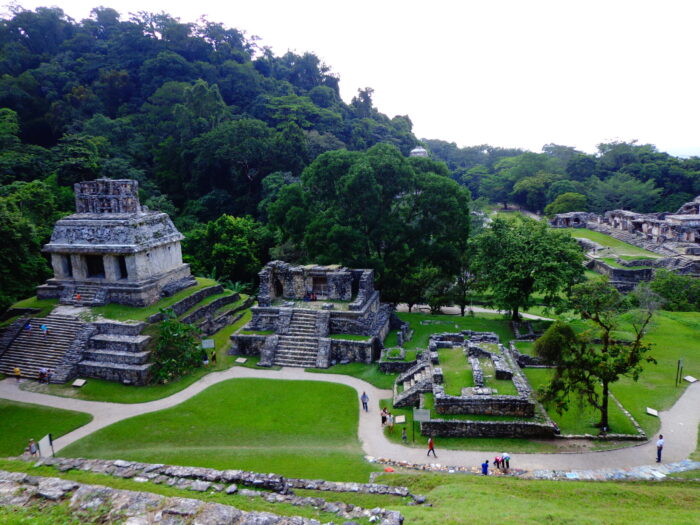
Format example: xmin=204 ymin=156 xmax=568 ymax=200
xmin=599 ymin=380 xmax=609 ymax=431
xmin=511 ymin=306 xmax=520 ymax=321
xmin=460 ymin=304 xmax=465 ymax=316
xmin=407 ymin=303 xmax=413 ymax=313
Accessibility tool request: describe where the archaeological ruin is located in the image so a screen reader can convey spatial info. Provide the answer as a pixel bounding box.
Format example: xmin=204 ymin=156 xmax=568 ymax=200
xmin=231 ymin=261 xmax=392 ymax=368
xmin=37 ymin=179 xmax=195 ymax=307
xmin=551 ymin=195 xmax=700 ymax=289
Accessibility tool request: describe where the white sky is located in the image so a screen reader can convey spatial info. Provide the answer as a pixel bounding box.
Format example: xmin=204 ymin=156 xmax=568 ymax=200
xmin=7 ymin=0 xmax=700 ymax=156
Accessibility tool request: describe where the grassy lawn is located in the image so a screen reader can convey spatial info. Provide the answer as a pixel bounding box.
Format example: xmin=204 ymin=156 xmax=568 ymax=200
xmin=3 ymin=297 xmax=58 ymax=327
xmin=513 ymin=340 xmax=536 ymax=355
xmin=381 ymin=472 xmax=700 ymax=524
xmin=598 ymin=257 xmax=649 ymax=270
xmin=306 ymin=362 xmax=397 ymax=390
xmin=59 ymin=379 xmax=378 ymax=482
xmin=397 ymin=312 xmax=516 ymax=350
xmin=329 ymin=334 xmax=372 ymax=341
xmin=437 ymin=347 xmax=472 ymax=395
xmin=177 ymin=289 xmax=238 ymax=320
xmin=558 ymin=228 xmax=660 ymax=258
xmin=0 ymin=400 xmax=92 ymax=456
xmin=89 ymin=277 xmax=218 ymax=321
xmin=524 ymin=368 xmax=637 ymax=435
xmin=0 ymin=459 xmax=353 ymax=524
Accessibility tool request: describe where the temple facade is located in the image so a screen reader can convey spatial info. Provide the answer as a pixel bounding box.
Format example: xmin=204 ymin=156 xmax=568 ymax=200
xmin=37 ymin=179 xmax=195 ymax=306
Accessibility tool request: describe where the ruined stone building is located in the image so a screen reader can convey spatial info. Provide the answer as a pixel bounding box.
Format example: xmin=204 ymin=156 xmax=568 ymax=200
xmin=37 ymin=179 xmax=195 ymax=306
xmin=231 ymin=261 xmax=391 ymax=368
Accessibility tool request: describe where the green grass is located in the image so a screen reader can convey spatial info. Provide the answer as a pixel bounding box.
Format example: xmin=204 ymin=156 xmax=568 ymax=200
xmin=384 ymin=330 xmax=399 ymax=347
xmin=558 ymin=228 xmax=660 ymax=258
xmin=598 ymin=257 xmax=649 ymax=270
xmin=177 ymin=289 xmax=237 ymax=320
xmin=89 ymin=277 xmax=218 ymax=321
xmin=381 ymin=472 xmax=700 ymax=524
xmin=0 ymin=400 xmax=92 ymax=456
xmin=306 ymin=362 xmax=397 ymax=390
xmin=437 ymin=347 xmax=472 ymax=395
xmin=0 ymin=459 xmax=355 ymax=524
xmin=3 ymin=297 xmax=58 ymax=327
xmin=329 ymin=333 xmax=371 ymax=341
xmin=514 ymin=340 xmax=536 ymax=355
xmin=60 ymin=379 xmax=378 ymax=482
xmin=524 ymin=368 xmax=638 ymax=435
xmin=396 ymin=312 xmax=516 ymax=350
xmin=240 ymin=330 xmax=274 ymax=335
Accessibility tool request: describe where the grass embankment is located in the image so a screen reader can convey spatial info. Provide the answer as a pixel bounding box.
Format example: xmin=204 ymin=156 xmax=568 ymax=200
xmin=89 ymin=277 xmax=218 ymax=321
xmin=60 ymin=379 xmax=378 ymax=482
xmin=0 ymin=400 xmax=92 ymax=457
xmin=437 ymin=347 xmax=472 ymax=395
xmin=558 ymin=228 xmax=660 ymax=258
xmin=26 ymin=307 xmax=253 ymax=404
xmin=0 ymin=459 xmax=353 ymax=524
xmin=2 ymin=297 xmax=58 ymax=327
xmin=306 ymin=362 xmax=397 ymax=389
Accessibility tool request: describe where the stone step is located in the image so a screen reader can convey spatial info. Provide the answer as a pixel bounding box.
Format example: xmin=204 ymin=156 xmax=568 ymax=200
xmin=77 ymin=361 xmax=152 ymax=384
xmin=88 ymin=334 xmax=150 ymax=353
xmin=81 ymin=349 xmax=151 ymax=365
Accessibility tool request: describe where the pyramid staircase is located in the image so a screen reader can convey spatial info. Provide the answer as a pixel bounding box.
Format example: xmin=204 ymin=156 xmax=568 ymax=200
xmin=393 ymin=361 xmax=433 ymax=407
xmin=273 ymin=310 xmax=321 ymax=367
xmin=0 ymin=315 xmax=84 ymax=380
xmin=60 ymin=284 xmax=107 ymax=306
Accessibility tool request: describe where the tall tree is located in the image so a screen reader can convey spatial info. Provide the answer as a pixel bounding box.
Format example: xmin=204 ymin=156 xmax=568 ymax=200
xmin=536 ymin=280 xmax=660 ymax=430
xmin=472 ymin=216 xmax=584 ymax=320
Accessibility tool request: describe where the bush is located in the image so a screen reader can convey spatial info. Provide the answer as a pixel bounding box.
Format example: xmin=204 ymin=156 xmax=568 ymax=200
xmin=649 ymin=269 xmax=700 ymax=311
xmin=150 ymin=309 xmax=202 ymax=383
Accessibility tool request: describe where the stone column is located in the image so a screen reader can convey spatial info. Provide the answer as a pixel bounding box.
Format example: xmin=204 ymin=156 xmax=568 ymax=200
xmin=51 ymin=254 xmax=67 ymax=278
xmin=103 ymin=255 xmax=119 ymax=282
xmin=71 ymin=254 xmax=88 ymax=280
xmin=126 ymin=254 xmax=142 ymax=281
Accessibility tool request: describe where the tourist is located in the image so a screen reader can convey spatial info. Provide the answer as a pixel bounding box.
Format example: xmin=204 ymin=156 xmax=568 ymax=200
xmin=481 ymin=460 xmax=489 ymax=476
xmin=402 ymin=427 xmax=407 ymax=444
xmin=75 ymin=293 xmax=81 ymax=302
xmin=201 ymin=349 xmax=209 ymax=366
xmin=28 ymin=439 xmax=38 ymax=457
xmin=387 ymin=412 xmax=394 ymax=433
xmin=503 ymin=452 xmax=510 ymax=470
xmin=40 ymin=324 xmax=48 ymax=336
xmin=427 ymin=436 xmax=437 ymax=457
xmin=494 ymin=455 xmax=502 ymax=471
xmin=14 ymin=367 xmax=21 ymax=382
xmin=46 ymin=369 xmax=53 ymax=384
xmin=24 ymin=321 xmax=31 ymax=331
xmin=381 ymin=407 xmax=388 ymax=426
xmin=38 ymin=367 xmax=47 ymax=383
xmin=211 ymin=351 xmax=217 ymax=366
xmin=361 ymin=391 xmax=369 ymax=412
xmin=656 ymin=434 xmax=665 ymax=463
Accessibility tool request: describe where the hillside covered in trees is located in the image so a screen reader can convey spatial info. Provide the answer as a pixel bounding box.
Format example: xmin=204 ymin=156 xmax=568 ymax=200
xmin=1 ymin=5 xmax=699 ymax=311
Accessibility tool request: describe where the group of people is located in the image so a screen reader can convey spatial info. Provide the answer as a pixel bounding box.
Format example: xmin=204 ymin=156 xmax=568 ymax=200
xmin=302 ymin=292 xmax=319 ymax=301
xmin=380 ymin=407 xmax=395 ymax=432
xmin=38 ymin=367 xmax=53 ymax=383
xmin=23 ymin=321 xmax=50 ymax=336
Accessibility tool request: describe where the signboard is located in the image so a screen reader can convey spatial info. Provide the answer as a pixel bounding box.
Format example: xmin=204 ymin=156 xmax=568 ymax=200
xmin=413 ymin=408 xmax=431 ymax=422
xmin=38 ymin=434 xmax=53 ymax=458
xmin=202 ymin=339 xmax=215 ymax=349
xmin=395 ymin=415 xmax=406 ymax=424
xmin=684 ymin=375 xmax=698 ymax=383
xmin=646 ymin=407 xmax=659 ymax=417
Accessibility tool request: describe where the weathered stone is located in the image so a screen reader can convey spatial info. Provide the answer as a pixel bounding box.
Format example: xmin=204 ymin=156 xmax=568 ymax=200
xmin=37 ymin=478 xmax=79 ymax=500
xmin=189 ymin=480 xmax=212 ymax=492
xmin=193 ymin=502 xmax=243 ymax=524
xmin=225 ymin=484 xmax=238 ymax=494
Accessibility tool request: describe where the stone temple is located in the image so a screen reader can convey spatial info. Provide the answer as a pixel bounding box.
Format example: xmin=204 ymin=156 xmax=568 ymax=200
xmin=37 ymin=179 xmax=195 ymax=306
xmin=231 ymin=261 xmax=392 ymax=368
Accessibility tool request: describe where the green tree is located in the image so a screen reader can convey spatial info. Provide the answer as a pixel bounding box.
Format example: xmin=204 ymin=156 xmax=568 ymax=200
xmin=536 ymin=280 xmax=660 ymax=430
xmin=544 ymin=192 xmax=588 ymax=217
xmin=472 ymin=216 xmax=584 ymax=320
xmin=649 ymin=269 xmax=700 ymax=311
xmin=586 ymin=173 xmax=661 ymax=213
xmin=151 ymin=309 xmax=202 ymax=383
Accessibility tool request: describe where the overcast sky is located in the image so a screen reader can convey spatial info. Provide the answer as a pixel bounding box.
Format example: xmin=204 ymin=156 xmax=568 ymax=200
xmin=8 ymin=1 xmax=700 ymax=156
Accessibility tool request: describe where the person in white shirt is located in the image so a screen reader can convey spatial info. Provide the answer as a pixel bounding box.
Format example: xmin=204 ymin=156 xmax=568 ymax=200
xmin=656 ymin=434 xmax=665 ymax=463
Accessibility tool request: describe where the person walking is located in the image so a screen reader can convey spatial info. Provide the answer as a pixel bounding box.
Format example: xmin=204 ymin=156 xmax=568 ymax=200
xmin=24 ymin=321 xmax=31 ymax=332
xmin=28 ymin=439 xmax=38 ymax=457
xmin=481 ymin=460 xmax=489 ymax=476
xmin=381 ymin=407 xmax=388 ymax=426
xmin=656 ymin=434 xmax=665 ymax=463
xmin=361 ymin=391 xmax=369 ymax=412
xmin=40 ymin=324 xmax=48 ymax=337
xmin=387 ymin=412 xmax=394 ymax=433
xmin=427 ymin=436 xmax=437 ymax=457
xmin=494 ymin=456 xmax=502 ymax=471
xmin=46 ymin=369 xmax=53 ymax=384
xmin=14 ymin=367 xmax=21 ymax=382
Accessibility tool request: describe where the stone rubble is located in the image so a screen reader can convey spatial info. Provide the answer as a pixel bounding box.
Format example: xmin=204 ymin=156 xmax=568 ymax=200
xmin=14 ymin=457 xmax=410 ymax=524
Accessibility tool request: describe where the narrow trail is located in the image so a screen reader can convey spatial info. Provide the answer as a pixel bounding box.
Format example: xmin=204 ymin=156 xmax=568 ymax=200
xmin=1 ymin=367 xmax=698 ymax=472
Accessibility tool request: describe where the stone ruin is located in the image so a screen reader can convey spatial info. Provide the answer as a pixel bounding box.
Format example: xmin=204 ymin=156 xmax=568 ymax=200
xmin=37 ymin=179 xmax=195 ymax=306
xmin=550 ymin=195 xmax=700 ymax=289
xmin=231 ymin=261 xmax=391 ymax=368
xmin=392 ymin=331 xmax=558 ymax=439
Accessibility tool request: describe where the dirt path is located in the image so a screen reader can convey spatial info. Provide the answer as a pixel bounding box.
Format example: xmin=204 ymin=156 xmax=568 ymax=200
xmin=1 ymin=368 xmax=698 ymax=471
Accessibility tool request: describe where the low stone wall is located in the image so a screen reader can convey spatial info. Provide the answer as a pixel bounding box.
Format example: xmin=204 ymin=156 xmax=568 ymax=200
xmin=77 ymin=360 xmax=151 ymax=385
xmin=379 ymin=360 xmax=417 ymax=374
xmin=91 ymin=320 xmax=146 ymax=336
xmin=421 ymin=418 xmax=557 ymax=438
xmin=0 ymin=308 xmax=39 ymax=322
xmin=329 ymin=337 xmax=376 ymax=364
xmin=509 ymin=341 xmax=547 ymax=368
xmin=147 ymin=284 xmax=224 ymax=323
xmin=229 ymin=334 xmax=267 ymax=356
xmin=591 ymin=259 xmax=653 ymax=283
xmin=0 ymin=317 xmax=27 ymax=360
xmin=181 ymin=292 xmax=241 ymax=325
xmin=53 ymin=323 xmax=96 ymax=383
xmin=433 ymin=388 xmax=536 ymax=417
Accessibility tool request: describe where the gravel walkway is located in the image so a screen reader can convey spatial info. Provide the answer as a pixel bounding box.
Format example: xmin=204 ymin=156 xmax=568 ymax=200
xmin=1 ymin=369 xmax=698 ymax=472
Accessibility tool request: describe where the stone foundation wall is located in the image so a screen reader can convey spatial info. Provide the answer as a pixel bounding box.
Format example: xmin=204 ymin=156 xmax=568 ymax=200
xmin=433 ymin=389 xmax=536 ymax=417
xmin=0 ymin=317 xmax=27 ymax=360
xmin=229 ymin=334 xmax=267 ymax=356
xmin=379 ymin=360 xmax=418 ymax=374
xmin=421 ymin=419 xmax=557 ymax=438
xmin=329 ymin=338 xmax=376 ymax=364
xmin=181 ymin=292 xmax=240 ymax=324
xmin=77 ymin=361 xmax=150 ymax=384
xmin=91 ymin=320 xmax=146 ymax=336
xmin=52 ymin=323 xmax=94 ymax=383
xmin=148 ymin=284 xmax=223 ymax=323
xmin=591 ymin=260 xmax=654 ymax=283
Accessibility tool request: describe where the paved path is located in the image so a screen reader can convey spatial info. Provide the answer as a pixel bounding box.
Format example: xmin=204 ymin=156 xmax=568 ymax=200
xmin=395 ymin=303 xmax=553 ymax=320
xmin=1 ymin=369 xmax=698 ymax=471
